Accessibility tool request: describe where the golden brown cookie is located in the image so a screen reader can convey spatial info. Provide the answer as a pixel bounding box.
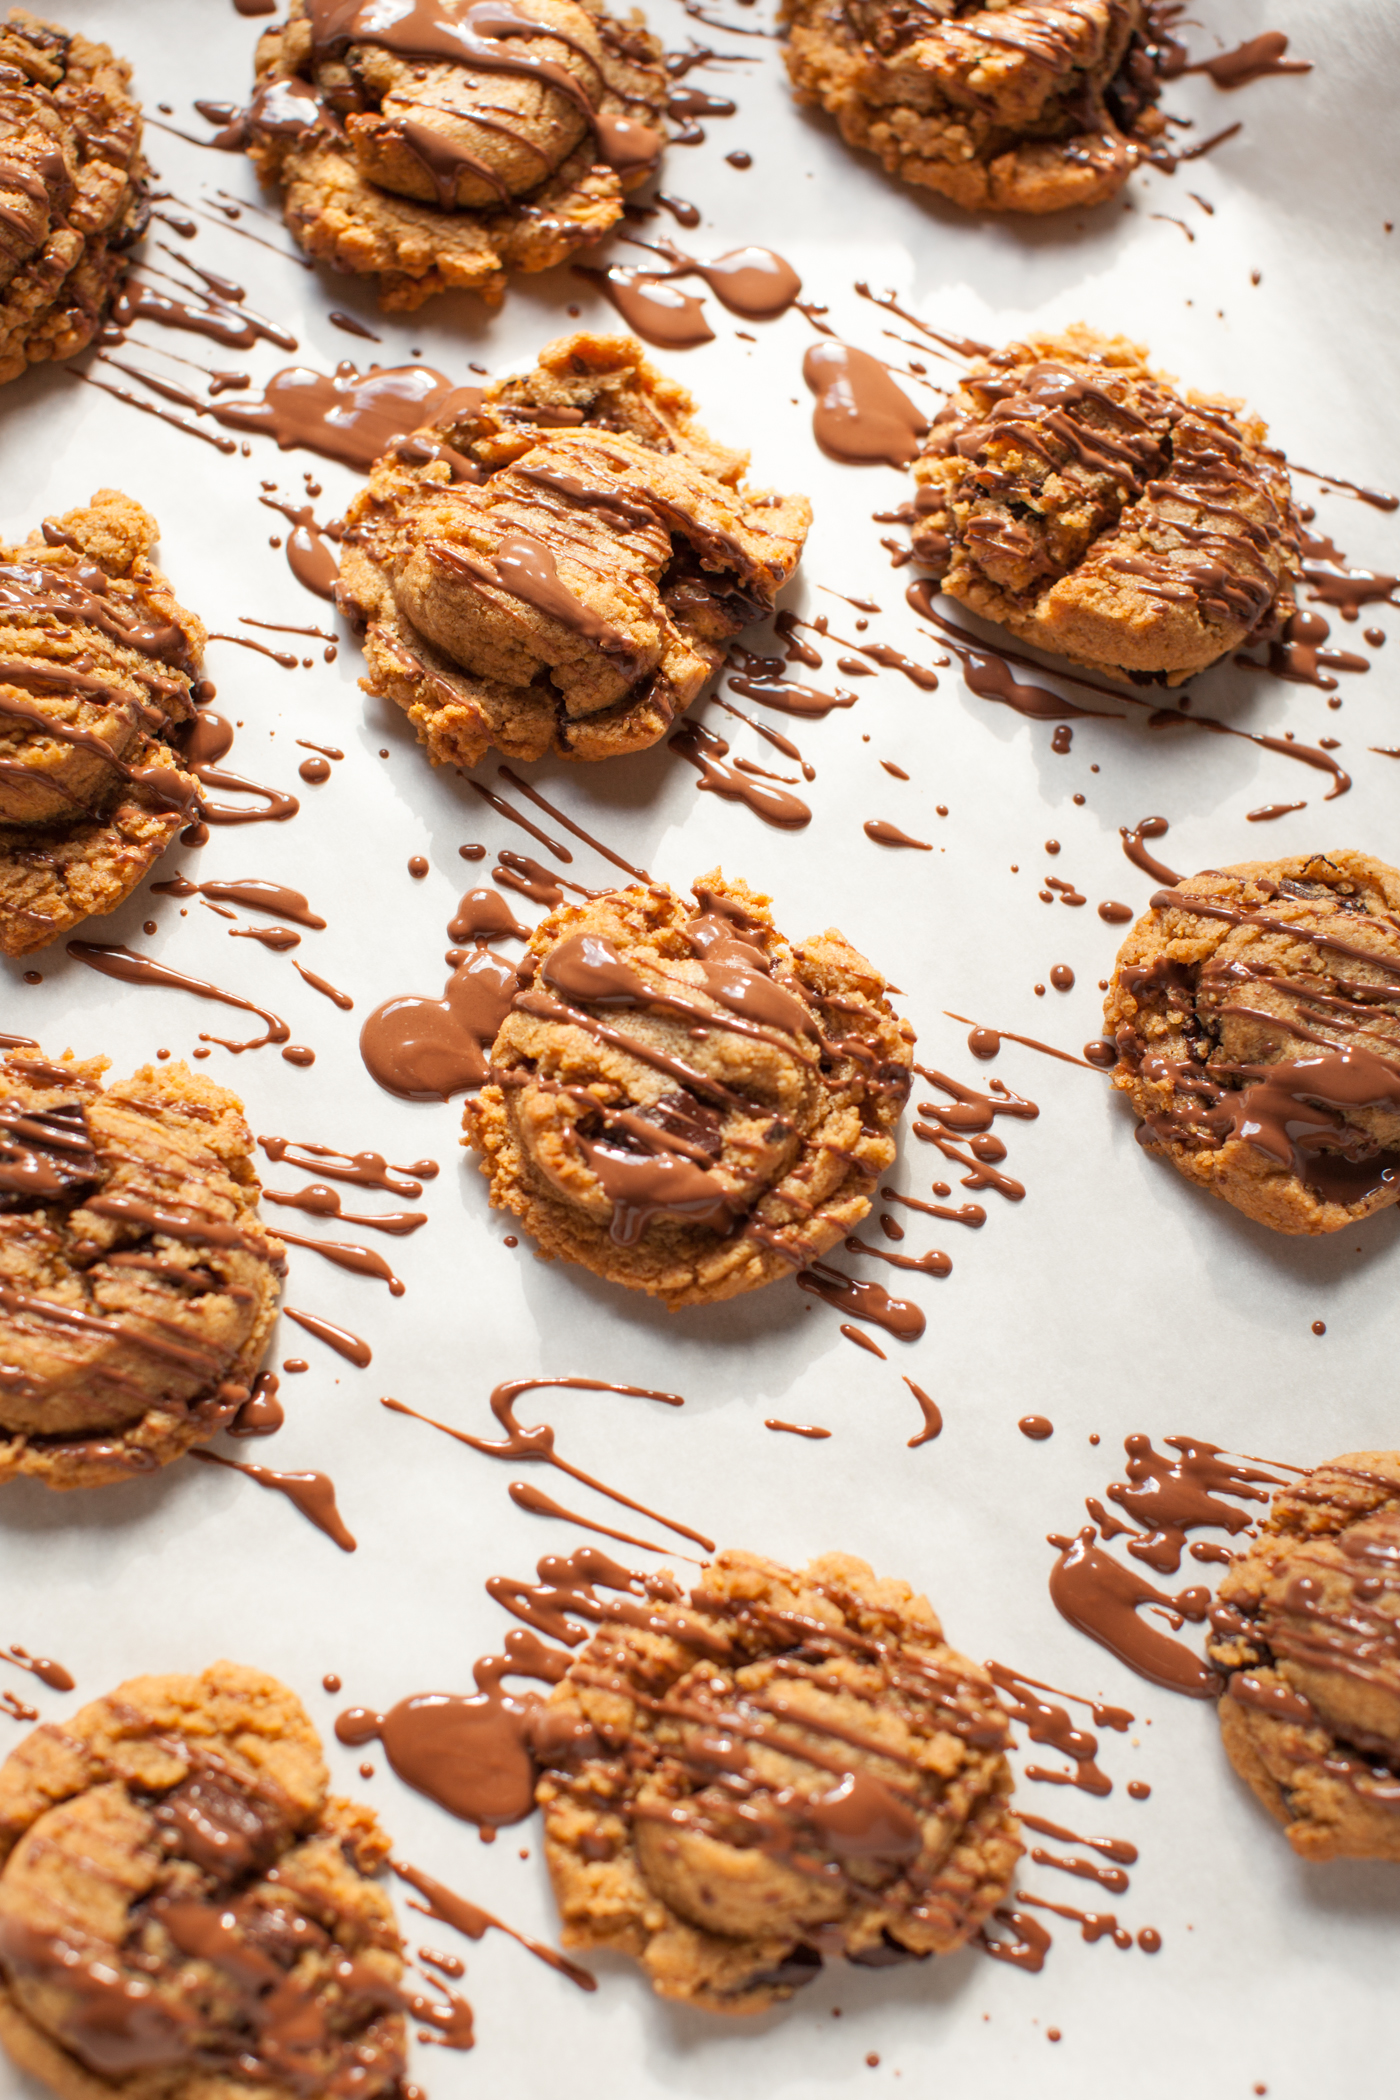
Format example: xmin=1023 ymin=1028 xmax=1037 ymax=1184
xmin=0 ymin=1044 xmax=284 ymax=1489
xmin=0 ymin=1662 xmax=408 ymax=2097
xmin=241 ymin=0 xmax=667 ymax=310
xmin=337 ymin=332 xmax=811 ymax=767
xmin=1104 ymin=852 xmax=1400 ymax=1235
xmin=535 ymin=1549 xmax=1021 ymax=2012
xmin=911 ymin=326 xmax=1299 ymax=683
xmin=0 ymin=10 xmax=147 ymax=386
xmin=781 ymin=0 xmax=1169 ymax=214
xmin=463 ymin=871 xmax=913 ymax=1305
xmin=0 ymin=490 xmax=206 ymax=957
xmin=1207 ymin=1454 xmax=1400 ymax=1863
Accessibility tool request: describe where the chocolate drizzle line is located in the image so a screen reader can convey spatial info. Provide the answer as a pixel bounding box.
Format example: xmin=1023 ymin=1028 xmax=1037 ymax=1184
xmin=189 ymin=1448 xmax=357 ymax=1550
xmin=66 ymin=944 xmax=291 ymax=1054
xmin=907 ymin=582 xmax=1355 ymax=797
xmin=381 ymin=1377 xmax=713 ymax=1549
xmin=392 ymin=1862 xmax=596 ymax=1990
xmin=282 ymin=1306 xmax=372 ymax=1366
xmin=988 ymin=1664 xmax=1129 ymax=1797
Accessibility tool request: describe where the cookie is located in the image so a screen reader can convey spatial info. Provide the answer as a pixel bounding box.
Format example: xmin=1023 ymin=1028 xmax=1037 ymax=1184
xmin=463 ymin=871 xmax=913 ymax=1305
xmin=1207 ymin=1454 xmax=1400 ymax=1863
xmin=535 ymin=1549 xmax=1021 ymax=2012
xmin=0 ymin=490 xmax=206 ymax=957
xmin=0 ymin=1662 xmax=408 ymax=2097
xmin=0 ymin=1043 xmax=284 ymax=1489
xmin=241 ymin=0 xmax=667 ymax=310
xmin=911 ymin=325 xmax=1299 ymax=684
xmin=337 ymin=332 xmax=811 ymax=767
xmin=0 ymin=10 xmax=147 ymax=387
xmin=1104 ymin=852 xmax=1400 ymax=1235
xmin=781 ymin=0 xmax=1168 ymax=214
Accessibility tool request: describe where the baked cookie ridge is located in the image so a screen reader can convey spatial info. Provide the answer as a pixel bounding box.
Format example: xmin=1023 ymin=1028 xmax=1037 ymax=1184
xmin=240 ymin=0 xmax=668 ymax=309
xmin=1208 ymin=1454 xmax=1400 ymax=1862
xmin=337 ymin=333 xmax=811 ymax=768
xmin=0 ymin=1662 xmax=410 ymax=2096
xmin=535 ymin=1548 xmax=1022 ymax=2011
xmin=0 ymin=489 xmax=206 ymax=956
xmin=910 ymin=323 xmax=1300 ymax=684
xmin=0 ymin=1043 xmax=284 ymax=1488
xmin=462 ymin=869 xmax=912 ymax=1305
xmin=1104 ymin=851 xmax=1400 ymax=1234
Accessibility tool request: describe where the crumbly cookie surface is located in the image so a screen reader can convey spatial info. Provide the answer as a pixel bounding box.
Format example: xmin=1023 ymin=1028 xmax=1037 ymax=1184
xmin=1104 ymin=852 xmax=1400 ymax=1235
xmin=0 ymin=9 xmax=147 ymax=385
xmin=0 ymin=490 xmax=206 ymax=957
xmin=781 ymin=0 xmax=1168 ymax=214
xmin=0 ymin=1663 xmax=407 ymax=2098
xmin=0 ymin=1043 xmax=284 ymax=1489
xmin=1207 ymin=1454 xmax=1400 ymax=1863
xmin=243 ymin=0 xmax=667 ymax=309
xmin=337 ymin=332 xmax=811 ymax=768
xmin=463 ymin=871 xmax=913 ymax=1305
xmin=536 ymin=1549 xmax=1021 ymax=2012
xmin=911 ymin=325 xmax=1299 ymax=683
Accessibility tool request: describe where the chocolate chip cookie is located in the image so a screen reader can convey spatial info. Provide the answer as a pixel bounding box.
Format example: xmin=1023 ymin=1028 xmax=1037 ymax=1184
xmin=0 ymin=1662 xmax=408 ymax=2096
xmin=0 ymin=10 xmax=147 ymax=386
xmin=1104 ymin=852 xmax=1400 ymax=1234
xmin=241 ymin=0 xmax=667 ymax=310
xmin=1208 ymin=1453 xmax=1400 ymax=1862
xmin=463 ymin=870 xmax=913 ymax=1305
xmin=911 ymin=325 xmax=1299 ymax=683
xmin=0 ymin=1044 xmax=284 ymax=1489
xmin=781 ymin=0 xmax=1169 ymax=214
xmin=337 ymin=332 xmax=811 ymax=767
xmin=0 ymin=490 xmax=205 ymax=957
xmin=535 ymin=1548 xmax=1021 ymax=2012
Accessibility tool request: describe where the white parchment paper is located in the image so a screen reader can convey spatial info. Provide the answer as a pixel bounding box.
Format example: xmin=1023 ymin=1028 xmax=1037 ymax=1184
xmin=2 ymin=0 xmax=1398 ymax=2093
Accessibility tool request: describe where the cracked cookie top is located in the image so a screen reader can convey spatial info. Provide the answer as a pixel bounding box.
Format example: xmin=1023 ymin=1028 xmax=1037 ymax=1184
xmin=535 ymin=1548 xmax=1021 ymax=2013
xmin=337 ymin=332 xmax=811 ymax=768
xmin=1207 ymin=1453 xmax=1400 ymax=1862
xmin=1104 ymin=852 xmax=1400 ymax=1235
xmin=241 ymin=0 xmax=668 ymax=309
xmin=0 ymin=1045 xmax=284 ymax=1489
xmin=0 ymin=490 xmax=205 ymax=958
xmin=0 ymin=1662 xmax=408 ymax=2098
xmin=0 ymin=9 xmax=147 ymax=385
xmin=462 ymin=870 xmax=913 ymax=1306
xmin=781 ymin=0 xmax=1170 ymax=214
xmin=911 ymin=325 xmax=1300 ymax=683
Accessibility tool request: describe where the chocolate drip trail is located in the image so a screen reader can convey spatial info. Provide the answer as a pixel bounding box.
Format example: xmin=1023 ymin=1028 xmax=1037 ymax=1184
xmin=382 ymin=1378 xmax=712 ymax=1549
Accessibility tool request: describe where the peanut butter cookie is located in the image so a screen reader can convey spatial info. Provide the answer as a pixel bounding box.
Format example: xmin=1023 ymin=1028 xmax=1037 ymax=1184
xmin=0 ymin=1662 xmax=409 ymax=2097
xmin=911 ymin=326 xmax=1299 ymax=683
xmin=535 ymin=1549 xmax=1021 ymax=2012
xmin=240 ymin=0 xmax=667 ymax=310
xmin=463 ymin=870 xmax=913 ymax=1306
xmin=0 ymin=1044 xmax=284 ymax=1489
xmin=0 ymin=10 xmax=147 ymax=386
xmin=0 ymin=490 xmax=206 ymax=957
xmin=1208 ymin=1454 xmax=1400 ymax=1863
xmin=781 ymin=0 xmax=1169 ymax=214
xmin=337 ymin=332 xmax=811 ymax=767
xmin=1104 ymin=852 xmax=1400 ymax=1235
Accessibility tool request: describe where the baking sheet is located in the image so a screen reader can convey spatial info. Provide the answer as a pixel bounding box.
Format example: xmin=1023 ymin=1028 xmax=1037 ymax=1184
xmin=3 ymin=0 xmax=1399 ymax=2092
